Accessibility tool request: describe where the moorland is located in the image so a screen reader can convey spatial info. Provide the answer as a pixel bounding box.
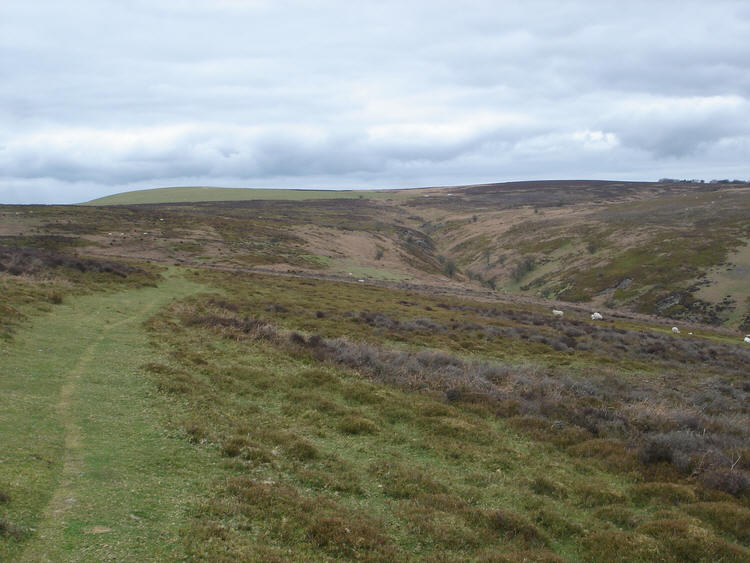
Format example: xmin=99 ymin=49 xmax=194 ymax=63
xmin=1 ymin=179 xmax=750 ymax=561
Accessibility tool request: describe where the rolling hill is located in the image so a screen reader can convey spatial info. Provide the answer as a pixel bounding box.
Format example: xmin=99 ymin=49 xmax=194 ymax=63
xmin=76 ymin=179 xmax=750 ymax=330
xmin=84 ymin=186 xmax=390 ymax=205
xmin=2 ymin=179 xmax=750 ymax=561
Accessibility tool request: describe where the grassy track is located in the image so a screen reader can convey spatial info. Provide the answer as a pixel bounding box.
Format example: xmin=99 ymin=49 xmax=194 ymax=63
xmin=0 ymin=271 xmax=220 ymax=562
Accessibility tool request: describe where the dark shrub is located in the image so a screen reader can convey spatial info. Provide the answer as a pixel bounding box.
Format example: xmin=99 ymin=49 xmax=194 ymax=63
xmin=207 ymin=298 xmax=239 ymax=312
xmin=699 ymin=468 xmax=750 ymax=497
xmin=288 ymin=331 xmax=306 ymax=345
xmin=220 ymin=436 xmax=249 ymax=457
xmin=47 ymin=291 xmax=63 ymax=304
xmin=286 ymin=439 xmax=319 ymax=461
xmin=307 ymin=334 xmax=324 ymax=348
xmin=638 ymin=431 xmax=707 ymax=467
xmin=445 ymin=388 xmax=462 ymax=402
xmin=0 ymin=517 xmax=25 ymax=539
xmin=0 ymin=245 xmax=143 ymax=277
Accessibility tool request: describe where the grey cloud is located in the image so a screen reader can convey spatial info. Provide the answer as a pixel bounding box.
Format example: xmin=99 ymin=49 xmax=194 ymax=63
xmin=1 ymin=0 xmax=749 ymax=203
xmin=601 ymin=96 xmax=750 ymax=157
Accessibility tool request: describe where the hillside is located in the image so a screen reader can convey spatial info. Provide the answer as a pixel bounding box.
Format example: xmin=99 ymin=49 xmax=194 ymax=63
xmin=84 ymin=186 xmax=389 ymax=205
xmin=2 ymin=180 xmax=750 ymax=561
xmin=38 ymin=180 xmax=750 ymax=329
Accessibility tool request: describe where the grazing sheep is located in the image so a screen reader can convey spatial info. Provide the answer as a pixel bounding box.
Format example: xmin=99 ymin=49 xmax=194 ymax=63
xmin=672 ymin=327 xmax=680 ymax=334
xmin=552 ymin=309 xmax=564 ymax=317
xmin=591 ymin=312 xmax=603 ymax=320
xmin=744 ymin=336 xmax=750 ymax=344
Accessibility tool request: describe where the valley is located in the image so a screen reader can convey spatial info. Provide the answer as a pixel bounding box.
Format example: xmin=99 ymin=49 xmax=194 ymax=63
xmin=2 ymin=180 xmax=750 ymax=561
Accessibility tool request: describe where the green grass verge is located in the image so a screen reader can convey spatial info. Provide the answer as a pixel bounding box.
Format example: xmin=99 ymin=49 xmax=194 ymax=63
xmin=0 ymin=270 xmax=224 ymax=562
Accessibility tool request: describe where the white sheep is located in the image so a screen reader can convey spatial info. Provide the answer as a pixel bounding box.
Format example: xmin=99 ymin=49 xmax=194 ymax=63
xmin=552 ymin=309 xmax=564 ymax=317
xmin=591 ymin=312 xmax=603 ymax=320
xmin=672 ymin=327 xmax=680 ymax=334
xmin=744 ymin=336 xmax=750 ymax=344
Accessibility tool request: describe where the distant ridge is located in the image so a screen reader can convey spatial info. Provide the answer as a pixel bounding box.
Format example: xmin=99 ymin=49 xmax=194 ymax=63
xmin=82 ymin=180 xmax=655 ymax=206
xmin=84 ymin=186 xmax=383 ymax=205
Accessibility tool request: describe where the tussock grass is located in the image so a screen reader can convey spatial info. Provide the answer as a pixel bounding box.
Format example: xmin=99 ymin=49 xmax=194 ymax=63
xmin=636 ymin=518 xmax=750 ymax=561
xmin=126 ymin=275 xmax=750 ymax=559
xmin=177 ymin=274 xmax=750 ymax=495
xmin=685 ymin=502 xmax=750 ymax=543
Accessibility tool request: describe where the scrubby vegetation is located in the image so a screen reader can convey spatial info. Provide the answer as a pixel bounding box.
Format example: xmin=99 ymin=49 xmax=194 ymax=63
xmin=5 ymin=179 xmax=750 ymax=328
xmin=3 ymin=181 xmax=750 ymax=560
xmin=0 ymin=242 xmax=159 ymax=340
xmin=122 ymin=269 xmax=750 ymax=560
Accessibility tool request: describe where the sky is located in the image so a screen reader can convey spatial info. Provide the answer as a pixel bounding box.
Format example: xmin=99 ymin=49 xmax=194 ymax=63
xmin=1 ymin=1 xmax=749 ymax=204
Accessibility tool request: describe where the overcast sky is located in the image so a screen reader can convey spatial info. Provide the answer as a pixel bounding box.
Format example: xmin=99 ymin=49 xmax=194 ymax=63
xmin=2 ymin=1 xmax=749 ymax=204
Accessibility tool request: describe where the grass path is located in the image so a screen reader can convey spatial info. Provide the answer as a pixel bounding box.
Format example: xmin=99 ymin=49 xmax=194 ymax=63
xmin=1 ymin=271 xmax=219 ymax=561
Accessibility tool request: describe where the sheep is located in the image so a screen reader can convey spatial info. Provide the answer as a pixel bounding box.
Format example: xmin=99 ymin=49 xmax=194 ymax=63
xmin=672 ymin=327 xmax=680 ymax=334
xmin=591 ymin=312 xmax=603 ymax=320
xmin=744 ymin=336 xmax=750 ymax=344
xmin=552 ymin=309 xmax=564 ymax=318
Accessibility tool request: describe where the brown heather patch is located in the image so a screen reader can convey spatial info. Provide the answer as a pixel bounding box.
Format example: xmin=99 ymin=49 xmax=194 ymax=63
xmin=528 ymin=476 xmax=569 ymax=500
xmin=395 ymin=502 xmax=484 ymax=550
xmin=636 ymin=518 xmax=750 ymax=562
xmin=338 ymin=414 xmax=379 ymax=435
xmin=593 ymin=505 xmax=643 ymax=529
xmin=630 ymin=482 xmax=697 ymax=506
xmin=579 ymin=530 xmax=660 ymax=562
xmin=306 ymin=515 xmax=396 ymax=560
xmin=574 ymin=483 xmax=626 ymax=508
xmin=484 ymin=509 xmax=551 ymax=548
xmin=0 ymin=517 xmax=26 ymax=540
xmin=533 ymin=508 xmax=584 ymax=540
xmin=685 ymin=502 xmax=750 ymax=543
xmin=369 ymin=462 xmax=448 ymax=500
xmin=567 ymin=438 xmax=639 ymax=472
xmin=476 ymin=548 xmax=566 ymax=563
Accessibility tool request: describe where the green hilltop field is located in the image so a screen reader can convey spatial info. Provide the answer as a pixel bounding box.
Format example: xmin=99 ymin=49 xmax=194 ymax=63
xmin=2 ymin=180 xmax=750 ymax=561
xmin=84 ymin=186 xmax=394 ymax=205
